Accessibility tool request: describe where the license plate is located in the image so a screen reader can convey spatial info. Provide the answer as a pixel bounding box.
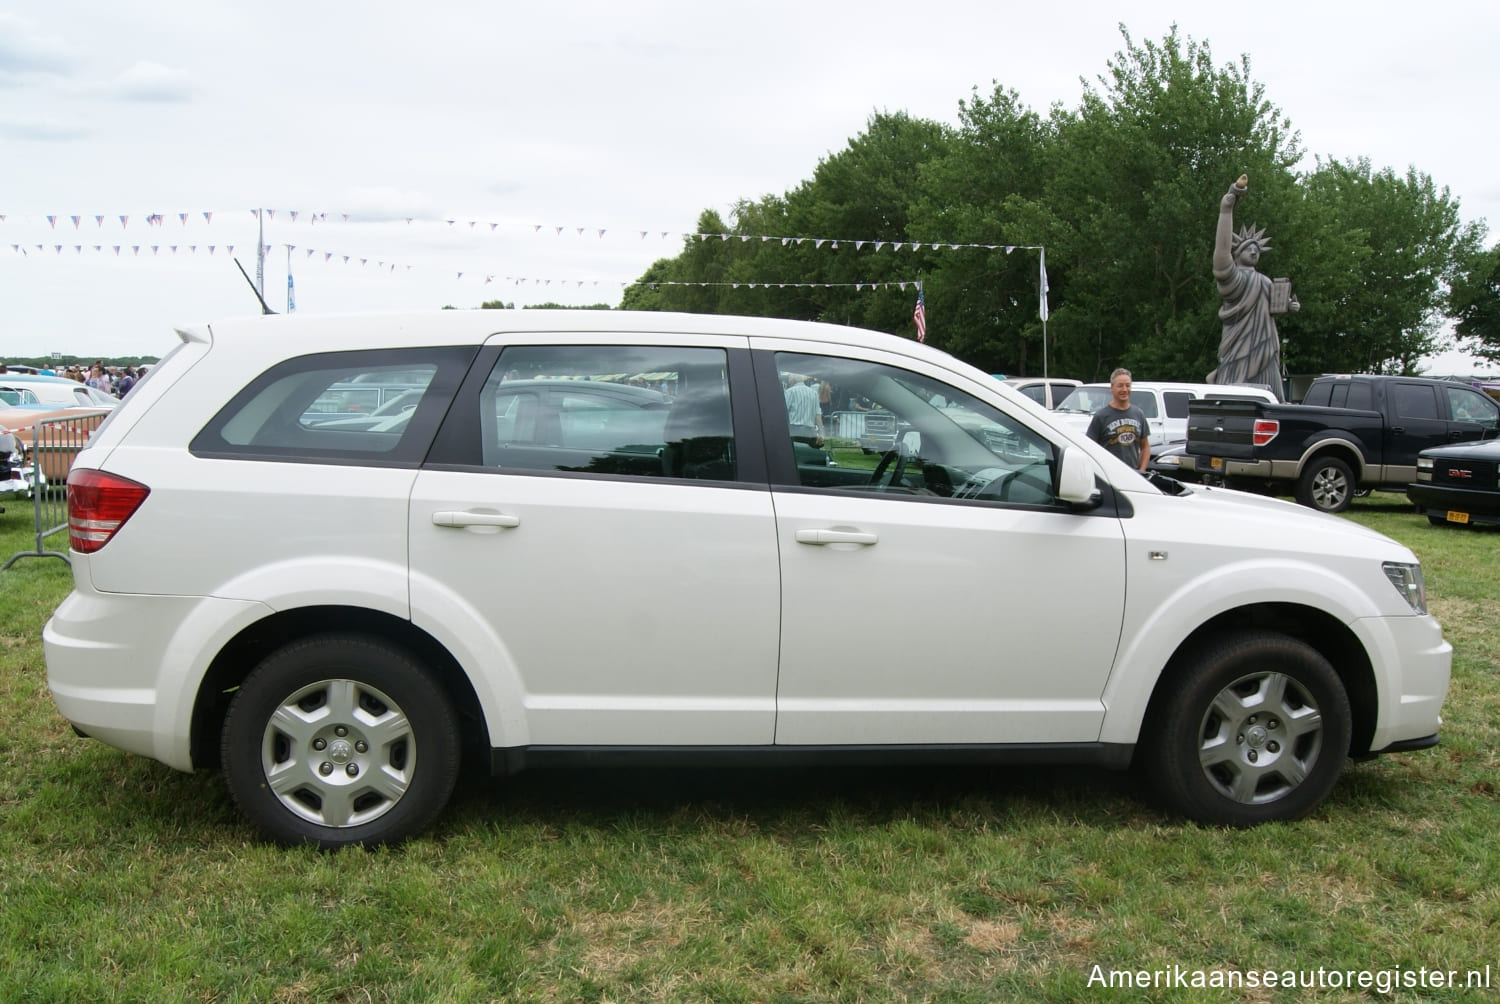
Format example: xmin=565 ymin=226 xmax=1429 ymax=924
xmin=1210 ymin=457 xmax=1224 ymax=470
xmin=1446 ymin=511 xmax=1471 ymax=524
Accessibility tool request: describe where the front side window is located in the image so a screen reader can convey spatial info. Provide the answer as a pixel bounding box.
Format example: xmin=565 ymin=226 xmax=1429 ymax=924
xmin=479 ymin=345 xmax=735 ymax=481
xmin=773 ymin=352 xmax=1060 ymax=507
xmin=1447 ymin=386 xmax=1499 ymax=427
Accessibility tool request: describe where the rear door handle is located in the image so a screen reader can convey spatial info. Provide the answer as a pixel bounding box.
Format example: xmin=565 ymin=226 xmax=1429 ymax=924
xmin=432 ymin=510 xmax=521 ymax=529
xmin=795 ymin=528 xmax=878 ymax=546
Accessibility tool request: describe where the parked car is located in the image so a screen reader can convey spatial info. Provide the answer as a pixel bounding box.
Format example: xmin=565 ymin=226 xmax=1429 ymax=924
xmin=1182 ymin=374 xmax=1500 ymax=513
xmin=1407 ymin=438 xmax=1500 ymax=527
xmin=0 ymin=374 xmax=119 ymax=410
xmin=45 ymin=310 xmax=1449 ymax=847
xmin=1054 ymin=382 xmax=1278 ymax=455
xmin=1001 ymin=376 xmax=1081 ymax=409
xmin=0 ymin=403 xmax=112 ymax=484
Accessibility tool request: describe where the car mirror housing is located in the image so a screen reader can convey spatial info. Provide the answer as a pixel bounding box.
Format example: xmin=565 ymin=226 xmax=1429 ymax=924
xmin=1057 ymin=446 xmax=1101 ymax=506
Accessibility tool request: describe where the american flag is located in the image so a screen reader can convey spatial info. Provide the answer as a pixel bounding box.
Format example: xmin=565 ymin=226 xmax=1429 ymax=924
xmin=913 ymin=287 xmax=927 ymax=342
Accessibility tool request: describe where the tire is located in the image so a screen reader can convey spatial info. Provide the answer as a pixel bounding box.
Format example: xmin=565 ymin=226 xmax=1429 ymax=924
xmin=1142 ymin=631 xmax=1351 ymax=826
xmin=1295 ymin=456 xmax=1356 ymax=513
xmin=222 ymin=633 xmax=461 ymax=848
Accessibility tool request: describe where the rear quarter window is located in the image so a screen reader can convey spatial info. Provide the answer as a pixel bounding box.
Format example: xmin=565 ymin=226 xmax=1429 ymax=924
xmin=190 ymin=347 xmax=476 ymax=466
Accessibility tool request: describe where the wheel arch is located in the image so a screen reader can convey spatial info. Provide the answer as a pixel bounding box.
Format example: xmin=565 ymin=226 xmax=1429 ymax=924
xmin=1137 ymin=602 xmax=1378 ymax=758
xmin=190 ymin=606 xmax=485 ymax=770
xmin=1299 ymin=440 xmax=1365 ymax=482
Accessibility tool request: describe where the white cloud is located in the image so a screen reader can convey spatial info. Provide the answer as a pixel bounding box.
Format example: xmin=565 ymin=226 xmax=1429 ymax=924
xmin=0 ymin=115 xmax=92 ymax=141
xmin=113 ymin=60 xmax=194 ymax=102
xmin=0 ymin=12 xmax=76 ymax=76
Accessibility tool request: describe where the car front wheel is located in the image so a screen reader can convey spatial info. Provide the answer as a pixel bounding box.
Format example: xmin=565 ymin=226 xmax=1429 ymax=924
xmin=1143 ymin=631 xmax=1351 ymax=826
xmin=222 ymin=633 xmax=461 ymax=848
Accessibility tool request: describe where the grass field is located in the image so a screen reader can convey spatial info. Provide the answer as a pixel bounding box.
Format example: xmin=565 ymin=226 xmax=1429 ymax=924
xmin=0 ymin=491 xmax=1496 ymax=1002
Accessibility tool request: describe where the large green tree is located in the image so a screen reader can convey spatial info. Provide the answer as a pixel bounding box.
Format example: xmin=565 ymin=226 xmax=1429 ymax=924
xmin=1289 ymin=159 xmax=1483 ymax=373
xmin=622 ymin=26 xmax=1483 ymax=382
xmin=1450 ymin=244 xmax=1500 ymax=363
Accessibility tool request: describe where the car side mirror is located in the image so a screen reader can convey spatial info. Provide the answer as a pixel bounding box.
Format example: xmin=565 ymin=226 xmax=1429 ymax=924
xmin=1057 ymin=446 xmax=1101 ymax=506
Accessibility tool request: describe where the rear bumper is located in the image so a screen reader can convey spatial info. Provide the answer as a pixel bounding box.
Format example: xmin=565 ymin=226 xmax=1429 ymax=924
xmin=44 ymin=584 xmax=271 ymax=771
xmin=1181 ymin=455 xmax=1291 ymax=480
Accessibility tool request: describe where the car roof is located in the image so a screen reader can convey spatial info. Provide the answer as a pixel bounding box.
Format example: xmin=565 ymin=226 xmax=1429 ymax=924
xmin=191 ymin=309 xmax=929 ymax=353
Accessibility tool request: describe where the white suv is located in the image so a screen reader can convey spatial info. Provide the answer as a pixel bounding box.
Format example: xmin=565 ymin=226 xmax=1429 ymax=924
xmin=45 ymin=311 xmax=1450 ymax=847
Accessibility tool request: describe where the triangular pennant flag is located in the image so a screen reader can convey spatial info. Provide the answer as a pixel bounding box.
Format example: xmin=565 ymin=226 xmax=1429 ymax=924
xmin=179 ymin=213 xmax=189 ymax=226
xmin=203 ymin=212 xmax=213 ymax=224
xmin=95 ymin=215 xmax=104 ymax=227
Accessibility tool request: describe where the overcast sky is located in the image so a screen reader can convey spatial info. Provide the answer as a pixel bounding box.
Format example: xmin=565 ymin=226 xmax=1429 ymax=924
xmin=2 ymin=0 xmax=1497 ymax=373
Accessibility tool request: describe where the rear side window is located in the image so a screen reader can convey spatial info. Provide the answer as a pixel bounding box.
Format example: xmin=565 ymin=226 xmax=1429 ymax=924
xmin=191 ymin=347 xmax=476 ymax=465
xmin=1162 ymin=392 xmax=1194 ymax=419
xmin=1393 ymin=383 xmax=1440 ymax=420
xmin=477 ymin=345 xmax=736 ymax=481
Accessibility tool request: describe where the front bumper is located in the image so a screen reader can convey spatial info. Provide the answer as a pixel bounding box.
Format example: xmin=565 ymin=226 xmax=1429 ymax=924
xmin=1406 ymin=482 xmax=1500 ymax=525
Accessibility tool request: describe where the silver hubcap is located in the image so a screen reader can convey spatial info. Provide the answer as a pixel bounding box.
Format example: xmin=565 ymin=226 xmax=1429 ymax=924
xmin=261 ymin=679 xmax=415 ymax=828
xmin=1197 ymin=671 xmax=1323 ymax=804
xmin=1310 ymin=467 xmax=1349 ymax=510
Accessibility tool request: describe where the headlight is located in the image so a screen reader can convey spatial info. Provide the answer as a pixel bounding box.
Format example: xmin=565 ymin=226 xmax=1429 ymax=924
xmin=1416 ymin=456 xmax=1433 ymax=482
xmin=1382 ymin=561 xmax=1428 ymax=614
xmin=1155 ymin=454 xmax=1180 ymax=468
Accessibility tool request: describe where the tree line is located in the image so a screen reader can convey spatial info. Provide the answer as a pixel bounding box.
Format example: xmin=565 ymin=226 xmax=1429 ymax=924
xmin=616 ymin=27 xmax=1499 ymax=380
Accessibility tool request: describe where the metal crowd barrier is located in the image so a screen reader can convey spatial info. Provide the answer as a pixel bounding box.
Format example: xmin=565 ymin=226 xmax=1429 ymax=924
xmin=3 ymin=409 xmax=112 ymax=569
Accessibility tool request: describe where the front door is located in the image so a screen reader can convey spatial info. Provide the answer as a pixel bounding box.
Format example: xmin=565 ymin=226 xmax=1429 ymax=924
xmin=759 ymin=347 xmax=1128 ymax=746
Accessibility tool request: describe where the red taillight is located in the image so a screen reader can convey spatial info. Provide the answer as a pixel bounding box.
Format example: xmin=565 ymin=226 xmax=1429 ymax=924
xmin=66 ymin=469 xmax=150 ymax=554
xmin=1252 ymin=419 xmax=1280 ymax=447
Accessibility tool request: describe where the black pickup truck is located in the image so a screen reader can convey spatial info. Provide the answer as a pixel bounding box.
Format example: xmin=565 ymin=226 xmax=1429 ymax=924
xmin=1180 ymin=374 xmax=1500 ymax=512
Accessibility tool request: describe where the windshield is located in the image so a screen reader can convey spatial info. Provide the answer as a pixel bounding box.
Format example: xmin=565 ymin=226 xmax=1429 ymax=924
xmin=1057 ymin=386 xmax=1159 ymax=418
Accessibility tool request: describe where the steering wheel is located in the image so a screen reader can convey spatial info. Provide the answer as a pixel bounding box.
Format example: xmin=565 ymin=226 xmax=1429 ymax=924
xmin=868 ymin=444 xmax=910 ymax=488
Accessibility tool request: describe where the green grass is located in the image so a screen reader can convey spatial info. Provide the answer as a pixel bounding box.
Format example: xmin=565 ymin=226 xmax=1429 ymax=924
xmin=2 ymin=492 xmax=1497 ymax=1002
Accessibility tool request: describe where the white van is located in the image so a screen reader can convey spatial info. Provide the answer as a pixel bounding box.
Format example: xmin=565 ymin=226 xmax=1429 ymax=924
xmin=1054 ymin=381 xmax=1278 ymax=453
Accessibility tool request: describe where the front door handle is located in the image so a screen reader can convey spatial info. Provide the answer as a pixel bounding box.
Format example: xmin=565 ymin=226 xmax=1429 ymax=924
xmin=795 ymin=528 xmax=878 ymax=546
xmin=432 ymin=510 xmax=521 ymax=529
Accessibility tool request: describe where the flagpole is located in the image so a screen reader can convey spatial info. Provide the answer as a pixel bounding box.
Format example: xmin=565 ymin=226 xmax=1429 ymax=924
xmin=255 ymin=208 xmax=265 ymax=301
xmin=1038 ymin=246 xmax=1050 ymax=390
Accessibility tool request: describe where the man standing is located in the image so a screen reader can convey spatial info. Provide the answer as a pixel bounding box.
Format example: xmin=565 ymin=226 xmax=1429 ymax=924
xmin=784 ymin=374 xmax=824 ymax=446
xmin=1086 ymin=368 xmax=1150 ymax=472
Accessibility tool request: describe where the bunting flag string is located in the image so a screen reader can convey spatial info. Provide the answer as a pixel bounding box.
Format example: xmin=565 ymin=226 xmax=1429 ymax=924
xmin=0 ymin=208 xmax=1040 ymax=255
xmin=3 ymin=237 xmax=935 ymax=294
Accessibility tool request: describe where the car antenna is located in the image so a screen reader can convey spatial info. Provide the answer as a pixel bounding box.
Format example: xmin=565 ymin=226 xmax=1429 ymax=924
xmin=233 ymin=258 xmax=278 ymax=315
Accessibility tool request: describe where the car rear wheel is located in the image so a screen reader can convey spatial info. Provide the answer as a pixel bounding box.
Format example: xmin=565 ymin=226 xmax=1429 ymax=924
xmin=1295 ymin=456 xmax=1355 ymax=513
xmin=222 ymin=633 xmax=460 ymax=848
xmin=1143 ymin=631 xmax=1351 ymax=826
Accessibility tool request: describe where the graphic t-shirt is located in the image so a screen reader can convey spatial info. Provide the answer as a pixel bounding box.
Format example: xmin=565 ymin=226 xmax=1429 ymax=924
xmin=1086 ymin=404 xmax=1150 ymax=469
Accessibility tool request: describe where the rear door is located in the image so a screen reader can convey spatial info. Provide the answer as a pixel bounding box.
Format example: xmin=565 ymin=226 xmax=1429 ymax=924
xmin=410 ymin=337 xmax=782 ymax=748
xmin=1384 ymin=381 xmax=1453 ymax=477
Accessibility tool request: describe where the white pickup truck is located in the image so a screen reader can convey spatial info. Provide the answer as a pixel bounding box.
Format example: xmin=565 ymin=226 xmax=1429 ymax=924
xmin=1054 ymin=381 xmax=1278 ymax=454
